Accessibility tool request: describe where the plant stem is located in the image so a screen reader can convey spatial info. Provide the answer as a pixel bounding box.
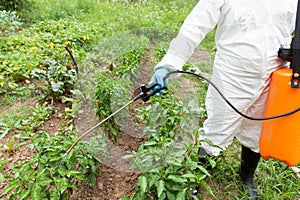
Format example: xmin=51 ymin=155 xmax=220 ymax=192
xmin=65 ymin=46 xmax=79 ymax=79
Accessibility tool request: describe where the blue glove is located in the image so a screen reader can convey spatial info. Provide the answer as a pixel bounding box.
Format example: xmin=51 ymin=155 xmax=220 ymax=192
xmin=149 ymin=67 xmax=170 ymax=89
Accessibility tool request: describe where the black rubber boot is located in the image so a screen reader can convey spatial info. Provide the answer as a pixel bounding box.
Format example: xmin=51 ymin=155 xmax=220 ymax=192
xmin=198 ymin=147 xmax=208 ymax=161
xmin=239 ymin=146 xmax=260 ymax=200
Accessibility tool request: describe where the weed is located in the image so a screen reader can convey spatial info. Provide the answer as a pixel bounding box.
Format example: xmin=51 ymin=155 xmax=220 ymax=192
xmin=31 ymin=58 xmax=77 ymax=101
xmin=0 ymin=106 xmax=31 ymax=140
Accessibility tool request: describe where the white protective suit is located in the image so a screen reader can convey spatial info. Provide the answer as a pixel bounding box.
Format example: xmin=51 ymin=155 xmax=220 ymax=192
xmin=156 ymin=0 xmax=297 ymax=156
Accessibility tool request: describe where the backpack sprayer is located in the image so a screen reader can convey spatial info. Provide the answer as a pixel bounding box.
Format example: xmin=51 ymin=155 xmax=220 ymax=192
xmin=259 ymin=0 xmax=300 ymax=167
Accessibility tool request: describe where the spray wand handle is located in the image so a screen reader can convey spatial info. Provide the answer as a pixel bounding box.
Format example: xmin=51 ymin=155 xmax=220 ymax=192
xmin=133 ymin=82 xmax=166 ymax=102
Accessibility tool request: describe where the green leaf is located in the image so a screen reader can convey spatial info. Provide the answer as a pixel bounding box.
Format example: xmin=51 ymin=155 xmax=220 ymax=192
xmin=51 ymin=81 xmax=64 ymax=92
xmin=198 ymin=166 xmax=210 ymax=177
xmin=192 ymin=195 xmax=201 ymax=200
xmin=171 ymin=184 xmax=184 ymax=191
xmin=158 ymin=192 xmax=166 ymax=200
xmin=182 ymin=173 xmax=196 ymax=179
xmin=208 ymin=159 xmax=217 ymax=168
xmin=167 ymin=159 xmax=183 ymax=167
xmin=121 ymin=195 xmax=130 ymax=200
xmin=36 ymin=168 xmax=46 ymax=180
xmin=15 ymin=141 xmax=27 ymax=149
xmin=148 ymin=174 xmax=160 ymax=189
xmin=144 ymin=141 xmax=157 ymax=146
xmin=0 ymin=128 xmax=10 ymax=139
xmin=167 ymin=175 xmax=187 ymax=183
xmin=166 ymin=191 xmax=176 ymax=200
xmin=61 ymin=96 xmax=75 ymax=103
xmin=39 ymin=177 xmax=53 ymax=187
xmin=49 ymin=156 xmax=61 ymax=162
xmin=50 ymin=187 xmax=60 ymax=200
xmin=32 ymin=187 xmax=41 ymax=200
xmin=20 ymin=190 xmax=30 ymax=200
xmin=0 ymin=173 xmax=4 ymax=183
xmin=138 ymin=176 xmax=147 ymax=194
xmin=176 ymin=188 xmax=187 ymax=199
xmin=58 ymin=177 xmax=70 ymax=193
xmin=202 ymin=182 xmax=216 ymax=198
xmin=2 ymin=179 xmax=19 ymax=195
xmin=122 ymin=154 xmax=136 ymax=159
xmin=157 ymin=180 xmax=165 ymax=197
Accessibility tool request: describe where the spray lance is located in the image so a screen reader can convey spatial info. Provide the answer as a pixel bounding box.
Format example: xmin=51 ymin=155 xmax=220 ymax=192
xmin=65 ymin=81 xmax=166 ymax=155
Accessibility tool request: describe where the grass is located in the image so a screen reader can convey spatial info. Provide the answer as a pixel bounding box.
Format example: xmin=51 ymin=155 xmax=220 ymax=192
xmin=200 ymin=140 xmax=300 ymax=199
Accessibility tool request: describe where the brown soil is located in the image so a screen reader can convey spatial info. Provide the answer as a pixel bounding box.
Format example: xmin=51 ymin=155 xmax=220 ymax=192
xmin=0 ymin=48 xmax=211 ymax=200
xmin=0 ymin=99 xmax=36 ymax=195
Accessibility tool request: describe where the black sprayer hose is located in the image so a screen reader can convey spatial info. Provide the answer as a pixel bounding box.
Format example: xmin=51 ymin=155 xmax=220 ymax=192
xmin=166 ymin=70 xmax=300 ymax=121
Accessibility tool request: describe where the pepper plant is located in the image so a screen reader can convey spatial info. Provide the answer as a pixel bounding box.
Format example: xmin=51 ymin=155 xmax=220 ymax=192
xmin=126 ymin=91 xmax=216 ymax=200
xmin=94 ymin=49 xmax=146 ymax=142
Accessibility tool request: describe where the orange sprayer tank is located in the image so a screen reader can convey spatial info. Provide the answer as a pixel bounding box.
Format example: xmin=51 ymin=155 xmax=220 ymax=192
xmin=260 ymin=68 xmax=300 ymax=166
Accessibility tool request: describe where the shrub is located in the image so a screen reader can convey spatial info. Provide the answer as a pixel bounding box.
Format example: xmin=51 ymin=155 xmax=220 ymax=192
xmin=0 ymin=0 xmax=32 ymax=12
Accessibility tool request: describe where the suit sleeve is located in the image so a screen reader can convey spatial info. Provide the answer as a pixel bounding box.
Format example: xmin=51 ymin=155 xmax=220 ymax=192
xmin=156 ymin=0 xmax=225 ymax=71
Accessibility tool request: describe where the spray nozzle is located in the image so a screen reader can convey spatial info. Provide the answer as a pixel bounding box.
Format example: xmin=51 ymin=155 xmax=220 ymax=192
xmin=134 ymin=82 xmax=167 ymax=102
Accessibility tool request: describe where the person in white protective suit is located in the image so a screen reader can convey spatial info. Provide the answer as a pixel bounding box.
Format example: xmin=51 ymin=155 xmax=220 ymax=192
xmin=149 ymin=0 xmax=297 ymax=199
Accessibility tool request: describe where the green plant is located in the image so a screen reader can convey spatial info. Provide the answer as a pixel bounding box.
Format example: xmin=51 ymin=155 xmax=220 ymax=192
xmin=21 ymin=102 xmax=52 ymax=132
xmin=126 ymin=92 xmax=214 ymax=199
xmin=28 ymin=0 xmax=98 ymax=21
xmin=31 ymin=58 xmax=77 ymax=101
xmin=128 ymin=138 xmax=215 ymax=200
xmin=3 ymin=132 xmax=103 ymax=200
xmin=257 ymin=159 xmax=300 ymax=199
xmin=0 ymin=106 xmax=31 ymax=140
xmin=0 ymin=19 xmax=100 ymax=95
xmin=0 ymin=10 xmax=22 ymax=34
xmin=0 ymin=159 xmax=11 ymax=184
xmin=0 ymin=103 xmax=51 ymax=154
xmin=94 ymin=49 xmax=146 ymax=142
xmin=0 ymin=0 xmax=32 ymax=12
xmin=2 ymin=102 xmax=50 ymax=132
